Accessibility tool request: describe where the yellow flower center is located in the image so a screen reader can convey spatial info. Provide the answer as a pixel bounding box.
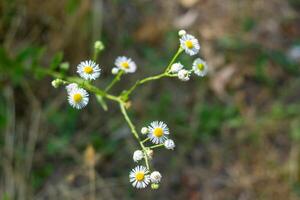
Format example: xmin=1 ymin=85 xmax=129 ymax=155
xmin=135 ymin=172 xmax=145 ymax=181
xmin=185 ymin=40 xmax=193 ymax=49
xmin=197 ymin=63 xmax=204 ymax=71
xmin=121 ymin=62 xmax=129 ymax=69
xmin=153 ymin=127 xmax=164 ymax=137
xmin=73 ymin=93 xmax=83 ymax=103
xmin=84 ymin=66 xmax=93 ymax=74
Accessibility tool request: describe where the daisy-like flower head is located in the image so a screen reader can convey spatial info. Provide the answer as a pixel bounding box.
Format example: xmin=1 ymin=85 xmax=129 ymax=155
xmin=129 ymin=165 xmax=150 ymax=189
xmin=67 ymin=87 xmax=89 ymax=109
xmin=170 ymin=62 xmax=184 ymax=73
xmin=178 ymin=69 xmax=190 ymax=81
xmin=192 ymin=58 xmax=208 ymax=77
xmin=77 ymin=60 xmax=101 ymax=80
xmin=133 ymin=150 xmax=144 ymax=162
xmin=164 ymin=139 xmax=175 ymax=150
xmin=180 ymin=34 xmax=200 ymax=56
xmin=115 ymin=56 xmax=137 ymax=73
xmin=147 ymin=121 xmax=169 ymax=144
xmin=150 ymin=171 xmax=162 ymax=183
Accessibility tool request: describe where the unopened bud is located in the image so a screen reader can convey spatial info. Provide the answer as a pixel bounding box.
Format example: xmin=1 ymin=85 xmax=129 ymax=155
xmin=151 ymin=183 xmax=159 ymax=190
xmin=94 ymin=41 xmax=105 ymax=52
xmin=51 ymin=79 xmax=63 ymax=88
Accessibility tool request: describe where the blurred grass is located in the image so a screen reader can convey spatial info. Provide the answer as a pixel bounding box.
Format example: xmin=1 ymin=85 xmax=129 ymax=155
xmin=1 ymin=0 xmax=300 ymax=199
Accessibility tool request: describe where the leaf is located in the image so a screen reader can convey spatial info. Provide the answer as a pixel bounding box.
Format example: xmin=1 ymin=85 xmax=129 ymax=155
xmin=50 ymin=52 xmax=63 ymax=70
xmin=96 ymin=94 xmax=108 ymax=111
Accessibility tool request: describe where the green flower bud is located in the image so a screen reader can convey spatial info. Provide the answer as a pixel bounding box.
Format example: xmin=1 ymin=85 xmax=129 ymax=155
xmin=94 ymin=41 xmax=105 ymax=52
xmin=51 ymin=79 xmax=63 ymax=88
xmin=151 ymin=183 xmax=159 ymax=190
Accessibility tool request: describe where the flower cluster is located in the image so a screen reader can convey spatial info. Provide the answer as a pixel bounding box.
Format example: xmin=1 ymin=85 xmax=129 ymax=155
xmin=129 ymin=121 xmax=175 ymax=189
xmin=51 ymin=30 xmax=208 ymax=190
xmin=167 ymin=30 xmax=208 ymax=82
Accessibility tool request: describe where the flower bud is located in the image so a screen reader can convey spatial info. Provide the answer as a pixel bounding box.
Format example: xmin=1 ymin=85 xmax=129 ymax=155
xmin=146 ymin=148 xmax=154 ymax=160
xmin=141 ymin=127 xmax=148 ymax=135
xmin=178 ymin=69 xmax=190 ymax=81
xmin=133 ymin=150 xmax=144 ymax=162
xmin=112 ymin=67 xmax=119 ymax=75
xmin=151 ymin=183 xmax=160 ymax=190
xmin=66 ymin=83 xmax=78 ymax=93
xmin=170 ymin=63 xmax=184 ymax=73
xmin=94 ymin=41 xmax=105 ymax=52
xmin=178 ymin=29 xmax=186 ymax=37
xmin=51 ymin=79 xmax=63 ymax=88
xmin=164 ymin=139 xmax=175 ymax=150
xmin=150 ymin=171 xmax=162 ymax=183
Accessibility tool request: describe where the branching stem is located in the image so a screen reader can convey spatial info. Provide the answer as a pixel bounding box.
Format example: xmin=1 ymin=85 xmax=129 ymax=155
xmin=119 ymin=103 xmax=150 ymax=169
xmin=105 ymin=70 xmax=123 ymax=92
xmin=42 ymin=45 xmax=183 ymax=171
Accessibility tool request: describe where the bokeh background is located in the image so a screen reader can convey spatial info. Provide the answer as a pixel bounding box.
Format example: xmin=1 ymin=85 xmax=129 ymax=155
xmin=1 ymin=0 xmax=300 ymax=199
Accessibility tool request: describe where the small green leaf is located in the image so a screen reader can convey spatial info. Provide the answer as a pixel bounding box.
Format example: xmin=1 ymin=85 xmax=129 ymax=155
xmin=50 ymin=52 xmax=63 ymax=70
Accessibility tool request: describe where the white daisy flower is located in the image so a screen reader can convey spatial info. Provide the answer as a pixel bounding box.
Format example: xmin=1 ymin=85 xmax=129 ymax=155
xmin=150 ymin=171 xmax=162 ymax=183
xmin=178 ymin=69 xmax=190 ymax=81
xmin=129 ymin=165 xmax=150 ymax=189
xmin=115 ymin=56 xmax=137 ymax=73
xmin=170 ymin=62 xmax=184 ymax=73
xmin=164 ymin=139 xmax=175 ymax=150
xmin=67 ymin=87 xmax=89 ymax=109
xmin=133 ymin=150 xmax=144 ymax=162
xmin=192 ymin=58 xmax=208 ymax=77
xmin=180 ymin=34 xmax=200 ymax=56
xmin=77 ymin=60 xmax=101 ymax=80
xmin=66 ymin=83 xmax=78 ymax=93
xmin=141 ymin=127 xmax=149 ymax=135
xmin=147 ymin=121 xmax=169 ymax=144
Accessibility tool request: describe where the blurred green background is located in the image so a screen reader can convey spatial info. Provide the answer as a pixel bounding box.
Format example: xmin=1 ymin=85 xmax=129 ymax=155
xmin=1 ymin=0 xmax=300 ymax=199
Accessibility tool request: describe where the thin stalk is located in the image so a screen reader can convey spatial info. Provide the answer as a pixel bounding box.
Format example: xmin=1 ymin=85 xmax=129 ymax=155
xmin=164 ymin=47 xmax=183 ymax=73
xmin=124 ymin=73 xmax=166 ymax=97
xmin=105 ymin=70 xmax=123 ymax=92
xmin=141 ymin=138 xmax=150 ymax=144
xmin=150 ymin=144 xmax=164 ymax=149
xmin=38 ymin=68 xmax=120 ymax=103
xmin=122 ymin=48 xmax=183 ymax=99
xmin=93 ymin=49 xmax=100 ymax=61
xmin=119 ymin=103 xmax=150 ymax=170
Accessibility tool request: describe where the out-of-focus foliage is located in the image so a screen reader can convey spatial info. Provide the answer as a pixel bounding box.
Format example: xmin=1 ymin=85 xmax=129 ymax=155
xmin=1 ymin=0 xmax=300 ymax=199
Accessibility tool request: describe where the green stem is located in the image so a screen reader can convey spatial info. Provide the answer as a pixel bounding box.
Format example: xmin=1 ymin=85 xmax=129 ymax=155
xmin=127 ymin=73 xmax=165 ymax=94
xmin=119 ymin=103 xmax=150 ymax=170
xmin=141 ymin=138 xmax=150 ymax=144
xmin=150 ymin=144 xmax=164 ymax=149
xmin=121 ymin=48 xmax=183 ymax=100
xmin=164 ymin=47 xmax=183 ymax=73
xmin=38 ymin=68 xmax=120 ymax=103
xmin=105 ymin=70 xmax=123 ymax=92
xmin=93 ymin=50 xmax=99 ymax=61
xmin=122 ymin=73 xmax=172 ymax=100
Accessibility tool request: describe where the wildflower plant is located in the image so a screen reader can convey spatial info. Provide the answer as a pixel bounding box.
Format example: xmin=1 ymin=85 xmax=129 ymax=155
xmin=48 ymin=30 xmax=208 ymax=189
